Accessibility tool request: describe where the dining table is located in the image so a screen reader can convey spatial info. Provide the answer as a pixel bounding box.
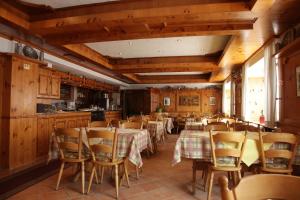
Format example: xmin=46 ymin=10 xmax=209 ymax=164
xmin=164 ymin=117 xmax=174 ymax=134
xmin=48 ymin=127 xmax=153 ymax=168
xmin=147 ymin=121 xmax=165 ymax=142
xmin=172 ymin=130 xmax=300 ymax=166
xmin=185 ymin=121 xmax=204 ymax=130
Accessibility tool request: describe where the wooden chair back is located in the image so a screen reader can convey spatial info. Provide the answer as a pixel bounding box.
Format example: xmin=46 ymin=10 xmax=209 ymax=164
xmin=232 ymin=122 xmax=248 ymax=131
xmin=128 ymin=115 xmax=142 ymax=122
xmin=219 ymin=174 xmax=300 ymax=200
xmin=86 ymin=129 xmax=118 ymax=162
xmin=110 ymin=119 xmax=120 ymax=128
xmin=55 ymin=128 xmax=83 ymax=160
xmin=259 ymin=132 xmax=299 ymax=173
xmin=122 ymin=121 xmax=143 ymax=129
xmin=210 ymin=131 xmax=247 ymax=169
xmin=207 ymin=118 xmax=219 ymax=124
xmin=89 ymin=121 xmax=109 ymax=128
xmin=205 ymin=124 xmax=229 ymax=131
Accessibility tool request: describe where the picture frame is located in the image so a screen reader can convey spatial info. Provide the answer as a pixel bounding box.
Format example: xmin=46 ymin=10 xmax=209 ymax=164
xmin=209 ymin=96 xmax=216 ymax=105
xmin=164 ymin=97 xmax=171 ymax=106
xmin=296 ymin=66 xmax=300 ymax=97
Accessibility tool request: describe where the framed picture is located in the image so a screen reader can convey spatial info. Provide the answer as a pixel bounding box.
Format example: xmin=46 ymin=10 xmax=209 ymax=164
xmin=164 ymin=97 xmax=171 ymax=106
xmin=178 ymin=95 xmax=199 ymax=106
xmin=297 ymin=66 xmax=300 ymax=97
xmin=209 ymin=96 xmax=216 ymax=105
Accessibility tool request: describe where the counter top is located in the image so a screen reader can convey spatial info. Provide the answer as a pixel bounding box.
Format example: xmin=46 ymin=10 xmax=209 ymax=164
xmin=37 ymin=111 xmax=91 ymax=118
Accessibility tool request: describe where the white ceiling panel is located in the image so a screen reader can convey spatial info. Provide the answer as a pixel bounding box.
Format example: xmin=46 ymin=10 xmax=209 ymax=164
xmin=86 ymin=36 xmax=230 ymax=59
xmin=22 ymin=0 xmax=118 ymax=9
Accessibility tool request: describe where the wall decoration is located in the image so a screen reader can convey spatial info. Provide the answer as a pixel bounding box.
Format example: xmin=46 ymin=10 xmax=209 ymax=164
xmin=209 ymin=96 xmax=216 ymax=105
xmin=163 ymin=97 xmax=171 ymax=106
xmin=179 ymin=95 xmax=199 ymax=106
xmin=297 ymin=66 xmax=300 ymax=97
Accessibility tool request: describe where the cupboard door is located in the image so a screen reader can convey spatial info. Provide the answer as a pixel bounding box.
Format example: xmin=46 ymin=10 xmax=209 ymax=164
xmin=81 ymin=117 xmax=90 ymax=127
xmin=55 ymin=119 xmax=67 ymax=129
xmin=9 ymin=117 xmax=37 ymax=169
xmin=37 ymin=118 xmax=49 ymax=157
xmin=67 ymin=118 xmax=77 ymax=128
xmin=50 ymin=76 xmax=60 ymax=98
xmin=38 ymin=68 xmax=50 ymax=96
xmin=22 ymin=60 xmax=38 ymax=116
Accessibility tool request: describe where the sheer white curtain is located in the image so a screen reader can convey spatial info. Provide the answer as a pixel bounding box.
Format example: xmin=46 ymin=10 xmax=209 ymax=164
xmin=264 ymin=42 xmax=276 ymax=123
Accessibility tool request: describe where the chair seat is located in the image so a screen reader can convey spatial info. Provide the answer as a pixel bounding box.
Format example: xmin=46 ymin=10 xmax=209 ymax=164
xmin=62 ymin=151 xmax=90 ymax=162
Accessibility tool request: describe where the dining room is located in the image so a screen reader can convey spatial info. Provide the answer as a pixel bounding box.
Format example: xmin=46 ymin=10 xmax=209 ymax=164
xmin=0 ymin=0 xmax=300 ymax=200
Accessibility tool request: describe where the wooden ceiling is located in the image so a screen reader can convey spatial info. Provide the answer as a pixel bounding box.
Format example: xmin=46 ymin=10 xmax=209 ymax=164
xmin=1 ymin=0 xmax=300 ymax=84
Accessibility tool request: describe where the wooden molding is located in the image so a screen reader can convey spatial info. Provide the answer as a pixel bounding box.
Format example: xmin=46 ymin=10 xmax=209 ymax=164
xmin=139 ymin=74 xmax=210 ymax=84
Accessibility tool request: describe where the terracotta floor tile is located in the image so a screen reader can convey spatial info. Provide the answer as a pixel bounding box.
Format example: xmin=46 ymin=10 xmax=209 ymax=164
xmin=8 ymin=135 xmax=223 ymax=200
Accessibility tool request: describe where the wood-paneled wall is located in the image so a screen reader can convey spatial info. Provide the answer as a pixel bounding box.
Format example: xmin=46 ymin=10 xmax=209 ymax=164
xmin=280 ymin=41 xmax=300 ymax=133
xmin=160 ymin=88 xmax=222 ymax=115
xmin=123 ymin=87 xmax=222 ymax=116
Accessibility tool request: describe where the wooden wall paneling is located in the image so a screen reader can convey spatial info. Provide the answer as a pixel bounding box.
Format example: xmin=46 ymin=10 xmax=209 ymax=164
xmin=0 ymin=56 xmax=5 ymax=167
xmin=159 ymin=89 xmax=176 ymax=112
xmin=150 ymin=88 xmax=160 ymax=112
xmin=201 ymin=88 xmax=222 ymax=116
xmin=37 ymin=117 xmax=49 ymax=158
xmin=176 ymin=90 xmax=202 ymax=113
xmin=280 ymin=48 xmax=300 ymax=133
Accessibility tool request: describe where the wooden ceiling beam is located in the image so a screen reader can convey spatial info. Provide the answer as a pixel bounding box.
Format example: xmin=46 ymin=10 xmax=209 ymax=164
xmin=112 ymin=56 xmax=219 ymax=73
xmin=45 ymin=22 xmax=253 ymax=44
xmin=122 ymin=74 xmax=142 ymax=83
xmin=0 ymin=1 xmax=30 ymax=30
xmin=139 ymin=74 xmax=210 ymax=84
xmin=30 ymin=1 xmax=250 ymax=28
xmin=62 ymin=44 xmax=113 ymax=69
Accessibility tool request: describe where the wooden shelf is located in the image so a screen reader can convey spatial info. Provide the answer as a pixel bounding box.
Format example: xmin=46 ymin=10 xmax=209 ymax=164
xmin=273 ymin=37 xmax=300 ymax=58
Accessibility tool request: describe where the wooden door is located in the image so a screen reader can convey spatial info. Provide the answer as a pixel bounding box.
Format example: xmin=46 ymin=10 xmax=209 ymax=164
xmin=9 ymin=117 xmax=37 ymax=169
xmin=38 ymin=68 xmax=50 ymax=97
xmin=37 ymin=117 xmax=49 ymax=157
xmin=50 ymin=76 xmax=60 ymax=98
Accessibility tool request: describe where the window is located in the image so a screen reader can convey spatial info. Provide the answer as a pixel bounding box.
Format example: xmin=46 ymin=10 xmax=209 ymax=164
xmin=245 ymin=57 xmax=265 ymax=123
xmin=223 ymin=80 xmax=231 ymax=116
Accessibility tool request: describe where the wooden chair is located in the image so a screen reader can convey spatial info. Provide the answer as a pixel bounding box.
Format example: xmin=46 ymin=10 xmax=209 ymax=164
xmin=122 ymin=121 xmax=143 ymax=129
xmin=110 ymin=119 xmax=120 ymax=128
xmin=192 ymin=124 xmax=229 ymax=194
xmin=219 ymin=174 xmax=300 ymax=200
xmin=86 ymin=129 xmax=130 ymax=199
xmin=206 ymin=131 xmax=247 ymax=200
xmin=231 ymin=122 xmax=248 ymax=131
xmin=207 ymin=118 xmax=219 ymax=124
xmin=259 ymin=132 xmax=299 ymax=174
xmin=204 ymin=124 xmax=229 ymax=131
xmin=89 ymin=121 xmax=109 ymax=128
xmin=54 ymin=128 xmax=87 ymax=194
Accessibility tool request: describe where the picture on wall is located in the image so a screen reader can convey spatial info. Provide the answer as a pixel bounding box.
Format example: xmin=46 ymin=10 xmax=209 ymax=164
xmin=178 ymin=95 xmax=199 ymax=106
xmin=297 ymin=66 xmax=300 ymax=96
xmin=164 ymin=97 xmax=171 ymax=106
xmin=209 ymin=96 xmax=216 ymax=105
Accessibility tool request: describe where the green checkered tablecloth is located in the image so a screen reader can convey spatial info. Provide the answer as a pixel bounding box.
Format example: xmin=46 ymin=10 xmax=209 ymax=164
xmin=49 ymin=127 xmax=152 ymax=168
xmin=172 ymin=130 xmax=300 ymax=166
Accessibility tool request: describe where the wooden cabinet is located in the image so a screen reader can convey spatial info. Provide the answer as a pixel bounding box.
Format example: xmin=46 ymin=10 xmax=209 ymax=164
xmin=0 ymin=54 xmax=40 ymax=170
xmin=37 ymin=117 xmax=54 ymax=158
xmin=38 ymin=67 xmax=61 ymax=99
xmin=9 ymin=117 xmax=37 ymax=169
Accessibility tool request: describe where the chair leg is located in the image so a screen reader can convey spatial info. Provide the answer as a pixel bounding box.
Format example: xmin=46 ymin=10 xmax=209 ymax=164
xmin=207 ymin=171 xmax=214 ymax=200
xmin=94 ymin=167 xmax=99 ymax=184
xmin=135 ymin=166 xmax=140 ymax=179
xmin=100 ymin=166 xmax=105 ymax=184
xmin=56 ymin=162 xmax=65 ymax=190
xmin=203 ymin=168 xmax=208 ymax=192
xmin=87 ymin=165 xmax=96 ymax=194
xmin=81 ymin=162 xmax=85 ymax=194
xmin=124 ymin=161 xmax=130 ymax=188
xmin=114 ymin=165 xmax=119 ymax=199
xmin=192 ymin=163 xmax=196 ymax=194
xmin=237 ymin=170 xmax=242 ymax=181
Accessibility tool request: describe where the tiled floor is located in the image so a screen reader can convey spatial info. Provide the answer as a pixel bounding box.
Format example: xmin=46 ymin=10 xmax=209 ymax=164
xmin=8 ymin=135 xmax=223 ymax=200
